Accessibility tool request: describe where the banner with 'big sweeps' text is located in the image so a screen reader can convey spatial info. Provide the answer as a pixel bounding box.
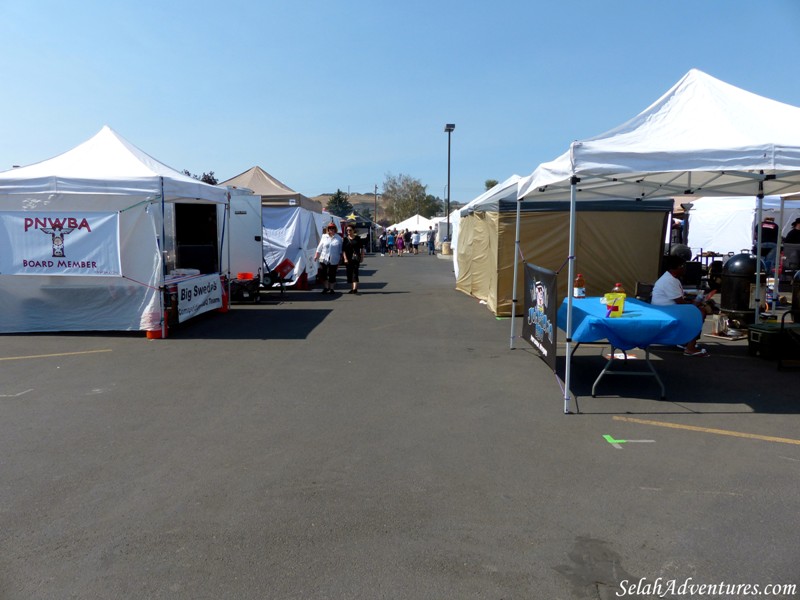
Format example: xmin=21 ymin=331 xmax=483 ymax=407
xmin=176 ymin=274 xmax=223 ymax=323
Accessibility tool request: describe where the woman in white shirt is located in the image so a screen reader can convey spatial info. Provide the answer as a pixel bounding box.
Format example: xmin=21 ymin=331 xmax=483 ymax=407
xmin=651 ymin=255 xmax=716 ymax=357
xmin=411 ymin=231 xmax=421 ymax=254
xmin=314 ymin=223 xmax=343 ymax=294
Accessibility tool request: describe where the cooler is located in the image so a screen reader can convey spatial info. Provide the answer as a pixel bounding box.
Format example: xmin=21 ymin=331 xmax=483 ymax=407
xmin=748 ymin=321 xmax=800 ymax=360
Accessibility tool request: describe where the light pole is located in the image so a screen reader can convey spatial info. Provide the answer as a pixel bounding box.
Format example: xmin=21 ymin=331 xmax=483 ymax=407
xmin=444 ymin=124 xmax=455 ymax=244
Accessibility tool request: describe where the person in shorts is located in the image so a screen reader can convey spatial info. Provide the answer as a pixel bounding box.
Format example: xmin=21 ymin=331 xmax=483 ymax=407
xmin=387 ymin=230 xmax=396 ymax=256
xmin=411 ymin=231 xmax=420 ymax=254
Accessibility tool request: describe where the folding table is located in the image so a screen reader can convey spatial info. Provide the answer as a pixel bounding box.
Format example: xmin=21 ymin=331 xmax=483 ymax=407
xmin=558 ymin=297 xmax=702 ymax=399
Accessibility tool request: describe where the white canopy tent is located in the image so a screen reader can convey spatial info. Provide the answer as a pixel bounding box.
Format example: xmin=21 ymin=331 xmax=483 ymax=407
xmin=516 ymin=69 xmax=800 ymax=412
xmin=387 ymin=214 xmax=435 ymax=233
xmin=0 ymin=126 xmax=229 ymax=333
xmin=686 ymin=196 xmax=800 ymax=255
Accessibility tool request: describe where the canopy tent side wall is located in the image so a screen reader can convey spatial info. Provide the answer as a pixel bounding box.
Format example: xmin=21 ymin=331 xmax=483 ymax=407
xmin=455 ymin=210 xmax=498 ymax=303
xmin=457 ymin=200 xmax=670 ymax=317
xmin=261 ymin=205 xmax=323 ymax=286
xmin=0 ymin=197 xmax=162 ymax=332
xmin=496 ymin=208 xmax=668 ymax=316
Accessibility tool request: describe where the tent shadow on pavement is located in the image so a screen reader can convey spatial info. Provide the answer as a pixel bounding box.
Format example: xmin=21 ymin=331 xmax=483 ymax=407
xmin=553 ymin=343 xmax=800 ymax=415
xmin=168 ymin=306 xmax=331 ymax=341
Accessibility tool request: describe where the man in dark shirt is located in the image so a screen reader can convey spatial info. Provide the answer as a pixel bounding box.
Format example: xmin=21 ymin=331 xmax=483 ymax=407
xmin=785 ymin=218 xmax=800 ymax=244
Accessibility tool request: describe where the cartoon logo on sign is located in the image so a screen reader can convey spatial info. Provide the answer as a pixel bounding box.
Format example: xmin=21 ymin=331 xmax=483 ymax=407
xmin=40 ymin=226 xmax=75 ymax=257
xmin=527 ymin=280 xmax=553 ymax=344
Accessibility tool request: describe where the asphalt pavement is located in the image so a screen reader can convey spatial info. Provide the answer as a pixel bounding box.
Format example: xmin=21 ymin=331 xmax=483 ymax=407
xmin=1 ymin=251 xmax=798 ymax=599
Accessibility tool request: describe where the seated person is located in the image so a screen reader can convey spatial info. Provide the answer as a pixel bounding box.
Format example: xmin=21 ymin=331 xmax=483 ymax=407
xmin=651 ymin=255 xmax=717 ymax=357
xmin=785 ymin=218 xmax=800 ymax=244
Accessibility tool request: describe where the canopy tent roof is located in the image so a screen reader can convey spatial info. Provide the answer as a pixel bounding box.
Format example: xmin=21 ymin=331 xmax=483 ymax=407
xmin=222 ymin=165 xmax=297 ymax=197
xmin=387 ymin=214 xmax=436 ymax=231
xmin=221 ymin=166 xmax=320 ymax=212
xmin=518 ymin=69 xmax=800 ymax=202
xmin=459 ymin=175 xmax=521 ymax=215
xmin=0 ymin=126 xmax=227 ymax=203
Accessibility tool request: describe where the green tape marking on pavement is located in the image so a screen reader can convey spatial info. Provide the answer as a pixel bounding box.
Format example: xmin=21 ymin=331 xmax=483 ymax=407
xmin=604 ymin=434 xmax=626 ymax=444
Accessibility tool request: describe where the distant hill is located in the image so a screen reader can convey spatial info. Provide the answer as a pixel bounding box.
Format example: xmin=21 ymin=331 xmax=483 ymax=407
xmin=312 ymin=193 xmax=386 ymax=220
xmin=312 ymin=193 xmax=382 ymax=206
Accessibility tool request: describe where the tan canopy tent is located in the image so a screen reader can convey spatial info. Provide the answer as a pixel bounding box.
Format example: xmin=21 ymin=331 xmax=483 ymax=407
xmin=456 ymin=199 xmax=671 ymax=317
xmin=221 ymin=166 xmax=321 ymax=211
xmin=220 ymin=167 xmax=324 ymax=288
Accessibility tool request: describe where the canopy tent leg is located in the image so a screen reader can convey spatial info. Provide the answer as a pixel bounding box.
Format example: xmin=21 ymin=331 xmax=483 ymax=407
xmin=755 ymin=183 xmax=764 ymax=323
xmin=775 ymin=197 xmax=785 ymax=311
xmin=510 ymin=197 xmax=523 ymax=349
xmin=563 ymin=176 xmax=579 ymax=414
xmin=160 ymin=176 xmax=167 ymax=338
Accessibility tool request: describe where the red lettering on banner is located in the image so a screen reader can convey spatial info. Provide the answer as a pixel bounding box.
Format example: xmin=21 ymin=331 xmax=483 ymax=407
xmin=22 ymin=216 xmax=93 ymax=232
xmin=22 ymin=259 xmax=55 ymax=268
xmin=55 ymin=260 xmax=99 ymax=269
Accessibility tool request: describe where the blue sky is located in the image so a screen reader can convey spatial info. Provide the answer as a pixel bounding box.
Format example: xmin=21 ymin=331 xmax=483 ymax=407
xmin=2 ymin=0 xmax=800 ymax=204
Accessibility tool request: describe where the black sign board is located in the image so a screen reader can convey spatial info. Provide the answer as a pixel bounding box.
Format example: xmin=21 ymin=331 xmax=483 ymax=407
xmin=522 ymin=263 xmax=558 ymax=371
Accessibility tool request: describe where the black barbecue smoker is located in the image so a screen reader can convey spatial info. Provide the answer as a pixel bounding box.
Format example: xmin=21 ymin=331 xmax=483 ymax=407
xmin=720 ymin=253 xmax=767 ymax=328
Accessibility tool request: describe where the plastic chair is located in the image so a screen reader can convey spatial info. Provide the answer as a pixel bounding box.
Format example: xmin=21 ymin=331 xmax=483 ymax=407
xmin=635 ymin=282 xmax=654 ymax=303
xmin=681 ymin=261 xmax=703 ymax=290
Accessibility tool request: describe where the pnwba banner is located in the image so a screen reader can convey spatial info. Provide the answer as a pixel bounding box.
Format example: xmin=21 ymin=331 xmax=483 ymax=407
xmin=0 ymin=212 xmax=121 ymax=276
xmin=522 ymin=263 xmax=558 ymax=372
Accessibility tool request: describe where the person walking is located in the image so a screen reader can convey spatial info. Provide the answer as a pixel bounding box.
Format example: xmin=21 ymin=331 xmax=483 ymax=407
xmin=342 ymin=225 xmax=365 ymax=294
xmin=411 ymin=231 xmax=421 ymax=254
xmin=427 ymin=226 xmax=436 ymax=255
xmin=378 ymin=230 xmax=387 ymax=256
xmin=314 ymin=223 xmax=343 ymax=294
xmin=387 ymin=230 xmax=396 ymax=256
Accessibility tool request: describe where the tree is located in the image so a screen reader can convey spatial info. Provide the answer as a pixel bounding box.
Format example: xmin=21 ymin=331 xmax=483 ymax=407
xmin=382 ymin=173 xmax=429 ymax=222
xmin=326 ymin=189 xmax=353 ymax=218
xmin=423 ymin=194 xmax=443 ymax=218
xmin=485 ymin=179 xmax=499 ymax=191
xmin=182 ymin=170 xmax=219 ymax=185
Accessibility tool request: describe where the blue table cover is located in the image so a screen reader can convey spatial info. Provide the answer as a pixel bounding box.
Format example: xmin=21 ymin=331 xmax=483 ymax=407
xmin=558 ymin=297 xmax=702 ymax=351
